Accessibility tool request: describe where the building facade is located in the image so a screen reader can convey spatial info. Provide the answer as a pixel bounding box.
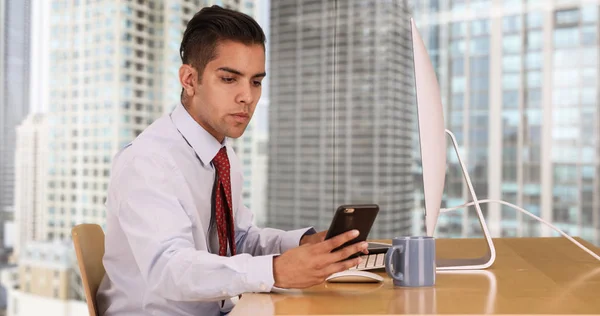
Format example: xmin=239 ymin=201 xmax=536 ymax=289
xmin=0 ymin=0 xmax=31 ymax=252
xmin=6 ymin=241 xmax=87 ymax=316
xmin=13 ymin=113 xmax=48 ymax=260
xmin=267 ymin=0 xmax=416 ymax=238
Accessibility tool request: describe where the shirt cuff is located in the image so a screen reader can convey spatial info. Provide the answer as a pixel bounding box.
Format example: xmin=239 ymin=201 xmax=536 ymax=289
xmin=245 ymin=254 xmax=276 ymax=293
xmin=280 ymin=227 xmax=316 ymax=253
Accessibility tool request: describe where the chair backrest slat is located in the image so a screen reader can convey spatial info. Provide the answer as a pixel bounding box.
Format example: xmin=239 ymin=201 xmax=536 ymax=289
xmin=72 ymin=224 xmax=105 ymax=316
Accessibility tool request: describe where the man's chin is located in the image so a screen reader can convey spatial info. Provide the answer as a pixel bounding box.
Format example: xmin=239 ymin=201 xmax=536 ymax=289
xmin=225 ymin=129 xmax=247 ymax=139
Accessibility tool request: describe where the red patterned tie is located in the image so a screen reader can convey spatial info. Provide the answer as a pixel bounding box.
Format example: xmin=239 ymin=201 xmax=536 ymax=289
xmin=212 ymin=147 xmax=236 ymax=256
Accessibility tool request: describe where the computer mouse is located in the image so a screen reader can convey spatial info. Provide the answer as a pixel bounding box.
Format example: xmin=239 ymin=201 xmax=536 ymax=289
xmin=325 ymin=270 xmax=384 ymax=283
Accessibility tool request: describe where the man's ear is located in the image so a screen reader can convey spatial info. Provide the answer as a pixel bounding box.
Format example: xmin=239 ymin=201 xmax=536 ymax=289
xmin=179 ymin=64 xmax=197 ymax=98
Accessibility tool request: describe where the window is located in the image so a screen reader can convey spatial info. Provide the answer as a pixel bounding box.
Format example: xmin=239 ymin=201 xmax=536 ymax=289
xmin=502 ymin=74 xmax=520 ymax=90
xmin=502 ymin=55 xmax=521 ymax=72
xmin=503 ymin=35 xmax=521 ymax=53
xmin=553 ymin=50 xmax=578 ymax=68
xmin=451 ymin=22 xmax=466 ymax=38
xmin=471 ymin=19 xmax=490 ymax=36
xmin=526 ymin=71 xmax=542 ymax=88
xmin=503 ymin=15 xmax=522 ymax=33
xmin=470 ymin=37 xmax=490 ymax=54
xmin=553 ymin=88 xmax=578 ymax=107
xmin=582 ymin=5 xmax=598 ymax=23
xmin=553 ymin=69 xmax=578 ymax=88
xmin=556 ymin=27 xmax=581 ymax=49
xmin=526 ymin=52 xmax=542 ymax=69
xmin=582 ymin=26 xmax=597 ymax=45
xmin=451 ymin=58 xmax=464 ymax=76
xmin=582 ymin=47 xmax=598 ymax=66
xmin=582 ymin=87 xmax=596 ymax=105
xmin=503 ymin=91 xmax=519 ymax=108
xmin=526 ymin=31 xmax=542 ymax=50
xmin=526 ymin=89 xmax=541 ymax=108
xmin=555 ymin=9 xmax=580 ymax=27
xmin=527 ymin=12 xmax=543 ymax=29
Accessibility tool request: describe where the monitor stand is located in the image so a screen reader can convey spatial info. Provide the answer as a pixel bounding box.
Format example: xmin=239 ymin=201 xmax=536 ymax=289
xmin=435 ymin=129 xmax=496 ymax=270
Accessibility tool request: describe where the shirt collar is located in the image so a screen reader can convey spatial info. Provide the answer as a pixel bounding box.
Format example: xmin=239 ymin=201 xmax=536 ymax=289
xmin=170 ymin=103 xmax=227 ymax=167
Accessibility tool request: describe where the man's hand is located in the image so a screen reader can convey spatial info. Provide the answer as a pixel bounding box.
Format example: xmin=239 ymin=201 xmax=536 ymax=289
xmin=300 ymin=230 xmax=327 ymax=246
xmin=272 ymin=230 xmax=367 ymax=289
xmin=300 ymin=230 xmax=368 ymax=253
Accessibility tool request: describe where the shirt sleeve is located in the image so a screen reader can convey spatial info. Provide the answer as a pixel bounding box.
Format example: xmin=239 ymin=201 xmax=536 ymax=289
xmin=114 ymin=154 xmax=276 ymax=301
xmin=234 ymin=197 xmax=317 ymax=256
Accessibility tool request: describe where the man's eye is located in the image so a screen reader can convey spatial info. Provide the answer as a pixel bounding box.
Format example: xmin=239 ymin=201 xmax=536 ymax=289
xmin=221 ymin=77 xmax=235 ymax=83
xmin=253 ymin=81 xmax=262 ymax=87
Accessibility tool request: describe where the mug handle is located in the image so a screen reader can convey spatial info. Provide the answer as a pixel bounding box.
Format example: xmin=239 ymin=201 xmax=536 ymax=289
xmin=385 ymin=245 xmax=404 ymax=281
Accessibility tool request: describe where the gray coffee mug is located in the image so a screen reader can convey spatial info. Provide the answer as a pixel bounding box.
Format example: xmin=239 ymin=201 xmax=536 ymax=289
xmin=384 ymin=236 xmax=436 ymax=287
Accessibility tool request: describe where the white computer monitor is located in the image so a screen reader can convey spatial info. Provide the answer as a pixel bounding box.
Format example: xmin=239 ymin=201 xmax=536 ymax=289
xmin=410 ymin=18 xmax=496 ymax=270
xmin=410 ymin=18 xmax=446 ymax=237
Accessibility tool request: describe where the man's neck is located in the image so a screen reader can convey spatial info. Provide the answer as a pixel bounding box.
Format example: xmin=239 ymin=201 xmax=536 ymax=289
xmin=182 ymin=103 xmax=225 ymax=144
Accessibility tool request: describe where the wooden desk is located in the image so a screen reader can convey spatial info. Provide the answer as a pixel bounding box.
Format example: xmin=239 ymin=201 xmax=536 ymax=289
xmin=230 ymin=237 xmax=600 ymax=315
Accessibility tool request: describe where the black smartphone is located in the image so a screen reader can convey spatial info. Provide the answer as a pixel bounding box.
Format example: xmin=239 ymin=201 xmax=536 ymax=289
xmin=324 ymin=204 xmax=379 ymax=258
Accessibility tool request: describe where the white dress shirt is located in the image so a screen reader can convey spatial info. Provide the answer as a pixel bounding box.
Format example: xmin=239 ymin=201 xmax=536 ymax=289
xmin=96 ymin=104 xmax=314 ymax=316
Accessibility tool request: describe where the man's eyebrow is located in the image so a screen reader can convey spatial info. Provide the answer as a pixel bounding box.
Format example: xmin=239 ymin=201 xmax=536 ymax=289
xmin=217 ymin=67 xmax=266 ymax=78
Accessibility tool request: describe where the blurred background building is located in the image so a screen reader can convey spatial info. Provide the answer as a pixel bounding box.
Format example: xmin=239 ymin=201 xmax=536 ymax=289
xmin=0 ymin=0 xmax=32 ymax=263
xmin=266 ymin=0 xmax=416 ymax=238
xmin=14 ymin=113 xmax=48 ymax=261
xmin=6 ymin=241 xmax=87 ymax=316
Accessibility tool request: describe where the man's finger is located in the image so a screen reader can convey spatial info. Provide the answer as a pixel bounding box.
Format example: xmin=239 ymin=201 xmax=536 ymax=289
xmin=323 ymin=257 xmax=362 ymax=277
xmin=331 ymin=241 xmax=368 ymax=263
xmin=317 ymin=229 xmax=359 ymax=252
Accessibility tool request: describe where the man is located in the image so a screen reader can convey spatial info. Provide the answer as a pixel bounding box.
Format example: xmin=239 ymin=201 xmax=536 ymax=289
xmin=96 ymin=5 xmax=367 ymax=316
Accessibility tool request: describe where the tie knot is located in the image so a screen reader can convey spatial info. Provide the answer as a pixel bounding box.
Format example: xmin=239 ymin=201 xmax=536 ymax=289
xmin=212 ymin=147 xmax=229 ymax=171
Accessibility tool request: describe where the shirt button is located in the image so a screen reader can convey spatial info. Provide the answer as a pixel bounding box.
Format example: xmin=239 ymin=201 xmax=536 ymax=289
xmin=222 ymin=290 xmax=227 ymax=296
xmin=260 ymin=283 xmax=267 ymax=291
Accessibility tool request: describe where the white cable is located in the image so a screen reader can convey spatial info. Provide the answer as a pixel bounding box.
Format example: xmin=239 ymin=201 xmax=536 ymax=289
xmin=440 ymin=199 xmax=600 ymax=262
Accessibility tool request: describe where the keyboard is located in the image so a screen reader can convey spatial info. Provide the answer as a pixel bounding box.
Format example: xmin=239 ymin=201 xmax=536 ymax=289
xmin=349 ymin=252 xmax=386 ymax=270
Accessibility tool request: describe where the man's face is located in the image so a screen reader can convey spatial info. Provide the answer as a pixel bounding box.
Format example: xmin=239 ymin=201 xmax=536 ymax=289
xmin=180 ymin=40 xmax=265 ymax=142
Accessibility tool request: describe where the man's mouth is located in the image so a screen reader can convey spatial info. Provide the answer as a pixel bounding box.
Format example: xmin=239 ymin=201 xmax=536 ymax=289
xmin=231 ymin=113 xmax=249 ymax=123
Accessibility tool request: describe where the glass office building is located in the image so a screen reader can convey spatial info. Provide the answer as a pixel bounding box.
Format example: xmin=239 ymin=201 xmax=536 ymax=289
xmin=0 ymin=0 xmax=31 ymax=254
xmin=267 ymin=0 xmax=416 ymax=238
xmin=412 ymin=0 xmax=600 ymax=245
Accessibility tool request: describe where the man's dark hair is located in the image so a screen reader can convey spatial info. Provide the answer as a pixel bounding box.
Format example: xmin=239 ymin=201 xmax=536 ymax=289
xmin=180 ymin=5 xmax=266 ymax=81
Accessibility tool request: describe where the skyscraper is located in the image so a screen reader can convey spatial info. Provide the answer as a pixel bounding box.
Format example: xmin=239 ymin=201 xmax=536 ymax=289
xmin=0 ymin=0 xmax=31 ymax=249
xmin=14 ymin=113 xmax=48 ymax=260
xmin=412 ymin=0 xmax=600 ymax=245
xmin=267 ymin=0 xmax=415 ymax=238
